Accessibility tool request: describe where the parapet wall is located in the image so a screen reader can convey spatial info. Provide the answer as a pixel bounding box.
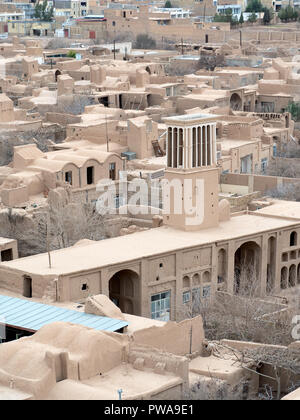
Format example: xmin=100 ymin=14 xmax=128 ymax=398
xmin=105 ymin=23 xmax=300 ymax=44
xmin=131 ymin=315 xmax=204 ymax=356
xmin=46 ymin=112 xmax=81 ymax=126
xmin=220 ymin=172 xmax=300 ymax=195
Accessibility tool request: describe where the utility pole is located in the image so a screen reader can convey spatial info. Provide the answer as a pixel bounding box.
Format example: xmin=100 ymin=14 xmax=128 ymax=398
xmin=189 ymin=324 xmax=193 ymax=354
xmin=47 ymin=211 xmax=52 ymax=269
xmin=240 ymin=30 xmax=242 ymax=48
xmin=105 ymin=112 xmax=109 ymax=152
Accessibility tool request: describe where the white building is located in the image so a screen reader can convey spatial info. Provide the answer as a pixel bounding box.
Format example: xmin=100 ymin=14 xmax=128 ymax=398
xmin=0 ymin=11 xmax=25 ymax=23
xmin=217 ymin=4 xmax=242 ymax=20
xmin=152 ymin=7 xmax=191 ymax=19
xmin=71 ymin=0 xmax=87 ymax=17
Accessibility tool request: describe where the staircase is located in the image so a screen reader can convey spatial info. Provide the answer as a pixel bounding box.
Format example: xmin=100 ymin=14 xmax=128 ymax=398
xmin=152 ymin=140 xmax=165 ymax=157
xmin=222 ymin=125 xmax=229 ymax=138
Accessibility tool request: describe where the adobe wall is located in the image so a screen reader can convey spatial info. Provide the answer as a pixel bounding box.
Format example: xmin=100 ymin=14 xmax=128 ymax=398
xmin=0 ymin=266 xmax=56 ymax=298
xmin=256 ymin=95 xmax=292 ymax=114
xmin=0 ymin=120 xmax=42 ymax=131
xmin=41 ymin=170 xmax=56 ymax=191
xmin=147 ymin=384 xmax=183 ymax=400
xmin=221 ymin=191 xmax=261 ymax=212
xmin=102 ymin=14 xmax=300 ymax=43
xmin=149 ymin=75 xmax=178 ymax=85
xmin=216 ymin=291 xmax=286 ymax=316
xmin=0 ymin=353 xmax=55 ymax=400
xmin=219 ymin=339 xmax=299 ymax=394
xmin=66 ymin=120 xmax=118 ymax=142
xmin=176 ymin=96 xmax=229 ymax=114
xmin=131 ymin=315 xmax=204 ymax=356
xmin=220 ymin=172 xmax=300 ymax=194
xmin=1 ymin=185 xmax=29 ymax=207
xmin=128 ymin=345 xmax=189 ymax=384
xmin=0 ymin=239 xmax=18 ymax=261
xmin=56 ymin=60 xmax=87 ymax=72
xmin=127 ymin=121 xmax=158 ymax=159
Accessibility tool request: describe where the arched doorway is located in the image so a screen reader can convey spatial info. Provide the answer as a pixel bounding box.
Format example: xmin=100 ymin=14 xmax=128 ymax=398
xmin=218 ymin=248 xmax=227 ymax=290
xmin=267 ymin=237 xmax=276 ymax=294
xmin=285 ymin=114 xmax=289 ymax=128
xmin=289 ymin=265 xmax=296 ymax=287
xmin=109 ymin=269 xmax=140 ymax=315
xmin=23 ymin=275 xmax=32 ymax=298
xmin=55 ymin=70 xmax=61 ymax=82
xmin=281 ymin=267 xmax=288 ymax=289
xmin=234 ymin=241 xmax=260 ymax=295
xmin=230 ymin=93 xmax=242 ymax=111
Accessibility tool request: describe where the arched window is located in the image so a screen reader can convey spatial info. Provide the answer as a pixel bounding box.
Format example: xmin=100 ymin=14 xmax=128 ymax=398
xmin=218 ymin=248 xmax=227 ymax=284
xmin=183 ymin=276 xmax=190 ymax=288
xmin=290 ymin=231 xmax=297 ymax=247
xmin=202 ymin=271 xmax=211 ymax=284
xmin=192 ymin=273 xmax=200 ymax=286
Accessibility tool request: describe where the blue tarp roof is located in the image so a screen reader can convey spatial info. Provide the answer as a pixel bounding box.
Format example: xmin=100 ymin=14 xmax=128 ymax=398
xmin=0 ymin=295 xmax=128 ymax=333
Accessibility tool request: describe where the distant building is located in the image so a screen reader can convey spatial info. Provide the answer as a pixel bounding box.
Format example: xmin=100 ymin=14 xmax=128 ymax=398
xmin=217 ymin=4 xmax=242 ymax=20
xmin=1 ymin=114 xmax=300 ymax=321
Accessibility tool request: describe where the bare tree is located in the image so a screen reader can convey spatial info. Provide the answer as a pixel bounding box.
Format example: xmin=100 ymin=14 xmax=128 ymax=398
xmin=263 ymin=158 xmax=300 ymax=178
xmin=134 ymin=34 xmax=156 ymax=49
xmin=0 ymin=127 xmax=65 ymax=166
xmin=186 ymin=376 xmax=247 ymax=400
xmin=202 ymin=340 xmax=300 ymax=400
xmin=242 ymin=346 xmax=300 ymax=400
xmin=282 ymin=141 xmax=300 ymax=158
xmin=197 ymin=53 xmax=225 ymax=71
xmin=165 ymin=62 xmax=199 ymax=76
xmin=267 ymin=182 xmax=300 ymax=202
xmin=27 ymin=189 xmax=108 ymax=252
xmin=0 ymin=187 xmax=110 ymax=257
xmin=183 ymin=264 xmax=296 ymax=346
xmin=57 ymin=95 xmax=96 ymax=115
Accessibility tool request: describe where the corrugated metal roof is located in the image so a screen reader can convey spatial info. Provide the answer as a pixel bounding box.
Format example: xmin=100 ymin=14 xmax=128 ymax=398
xmin=0 ymin=295 xmax=128 ymax=333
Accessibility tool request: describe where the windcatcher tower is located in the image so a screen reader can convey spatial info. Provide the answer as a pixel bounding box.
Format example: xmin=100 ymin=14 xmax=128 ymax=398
xmin=163 ymin=114 xmax=219 ymax=231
